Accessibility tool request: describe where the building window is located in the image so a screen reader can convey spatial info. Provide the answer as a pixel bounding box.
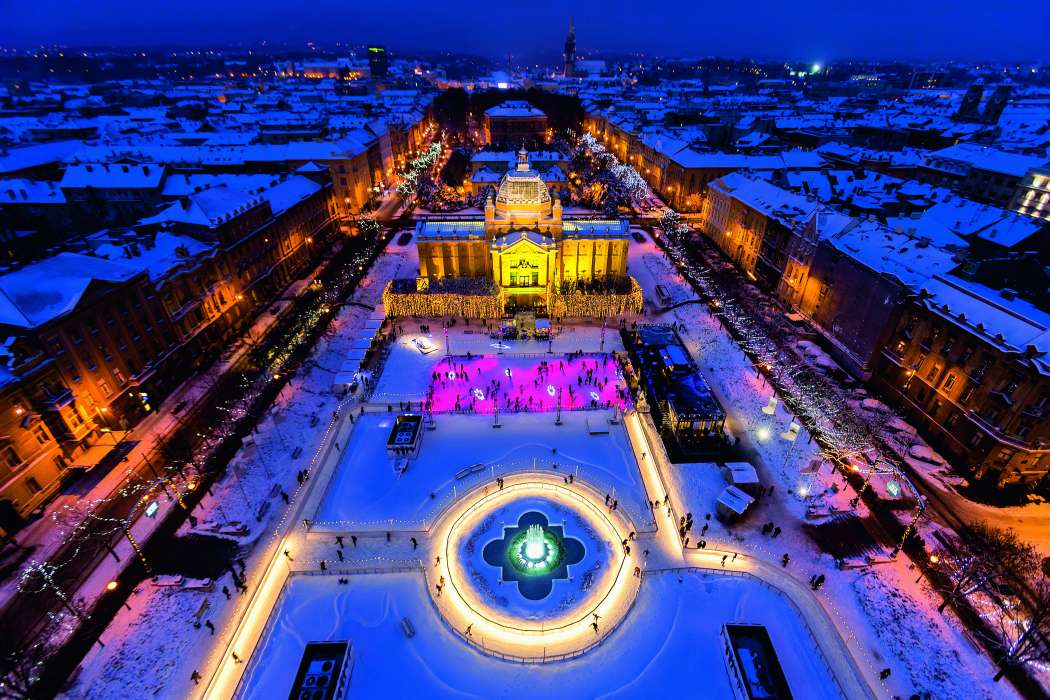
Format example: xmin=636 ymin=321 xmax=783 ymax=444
xmin=943 ymin=373 xmax=956 ymax=391
xmin=32 ymin=424 xmax=49 ymax=445
xmin=98 ymin=379 xmax=112 ymax=396
xmin=24 ymin=477 xmax=42 ymax=495
xmin=1 ymin=446 xmax=21 ymax=471
xmin=113 ymin=369 xmax=126 ymax=386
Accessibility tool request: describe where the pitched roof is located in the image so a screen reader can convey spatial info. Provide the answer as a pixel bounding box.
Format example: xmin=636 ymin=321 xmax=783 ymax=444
xmin=0 ymin=253 xmax=141 ymax=329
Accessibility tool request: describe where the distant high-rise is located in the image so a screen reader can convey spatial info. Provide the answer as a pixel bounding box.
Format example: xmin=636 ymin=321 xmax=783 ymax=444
xmin=563 ymin=17 xmax=576 ymax=78
xmin=368 ymin=46 xmax=389 ymax=79
xmin=981 ymin=84 xmax=1012 ymax=125
xmin=955 ymin=83 xmax=983 ymax=122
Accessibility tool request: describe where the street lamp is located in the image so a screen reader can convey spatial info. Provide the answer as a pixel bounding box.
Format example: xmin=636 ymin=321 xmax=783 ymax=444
xmin=916 ymin=553 xmax=940 ymax=583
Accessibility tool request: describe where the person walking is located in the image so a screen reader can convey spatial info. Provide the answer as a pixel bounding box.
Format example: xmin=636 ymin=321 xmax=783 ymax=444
xmin=191 ymin=670 xmax=202 ymax=685
xmin=465 ymin=624 xmax=473 ymax=637
xmin=205 ymin=620 xmax=215 ymax=635
xmin=351 ymin=535 xmax=358 ymax=547
xmin=782 ymin=553 xmax=790 ymax=567
xmin=222 ymin=585 xmax=231 ymax=600
xmin=411 ymin=537 xmax=418 ymax=550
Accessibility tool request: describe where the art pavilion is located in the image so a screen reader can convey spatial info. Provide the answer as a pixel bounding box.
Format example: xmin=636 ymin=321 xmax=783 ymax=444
xmin=385 ymin=149 xmax=642 ymax=319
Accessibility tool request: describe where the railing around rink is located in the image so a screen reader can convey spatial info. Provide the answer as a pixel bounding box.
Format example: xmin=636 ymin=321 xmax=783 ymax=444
xmin=309 ymin=458 xmax=657 ymax=536
xmin=422 ymin=562 xmax=643 ymax=665
xmin=438 ymin=479 xmax=640 ymax=634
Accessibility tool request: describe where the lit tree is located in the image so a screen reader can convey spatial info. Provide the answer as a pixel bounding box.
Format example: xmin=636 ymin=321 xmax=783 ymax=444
xmin=936 ymin=523 xmax=1036 ymax=613
xmin=357 ymin=216 xmax=382 ymax=238
xmin=987 ymin=579 xmax=1050 ymax=682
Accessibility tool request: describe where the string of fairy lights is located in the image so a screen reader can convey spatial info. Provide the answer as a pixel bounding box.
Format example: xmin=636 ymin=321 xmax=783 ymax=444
xmin=396 ymin=141 xmax=444 ymax=201
xmin=571 ymin=131 xmax=653 ymax=212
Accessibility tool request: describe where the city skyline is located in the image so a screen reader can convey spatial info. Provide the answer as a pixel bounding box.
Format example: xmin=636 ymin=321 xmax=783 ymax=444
xmin=1 ymin=0 xmax=1048 ymax=62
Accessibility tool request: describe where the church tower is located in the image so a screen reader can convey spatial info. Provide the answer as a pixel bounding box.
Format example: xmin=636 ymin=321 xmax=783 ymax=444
xmin=563 ymin=17 xmax=576 ymax=78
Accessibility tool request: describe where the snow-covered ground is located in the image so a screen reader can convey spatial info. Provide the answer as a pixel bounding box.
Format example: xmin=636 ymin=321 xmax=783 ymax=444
xmin=313 ymin=412 xmax=651 ymax=531
xmin=238 ymin=570 xmax=843 ymax=700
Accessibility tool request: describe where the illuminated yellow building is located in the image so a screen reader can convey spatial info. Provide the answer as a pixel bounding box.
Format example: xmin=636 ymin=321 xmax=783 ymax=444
xmin=406 ymin=149 xmax=639 ymax=316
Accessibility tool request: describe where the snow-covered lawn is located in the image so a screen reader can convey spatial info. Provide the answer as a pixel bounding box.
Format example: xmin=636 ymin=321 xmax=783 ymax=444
xmin=238 ymin=569 xmax=842 ymax=699
xmin=850 ymin=565 xmax=1008 ymax=699
xmin=313 ymin=412 xmax=651 ymax=530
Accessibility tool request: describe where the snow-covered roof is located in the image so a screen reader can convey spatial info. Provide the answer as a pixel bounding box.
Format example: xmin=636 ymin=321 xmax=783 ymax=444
xmin=920 ymin=197 xmax=1043 ymax=247
xmin=261 ymin=175 xmax=323 ymax=216
xmin=0 ymin=179 xmax=66 ymax=204
xmin=142 ymin=185 xmax=266 ymax=228
xmin=485 ymin=101 xmax=545 ymax=118
xmin=924 ymin=143 xmax=1046 ymax=178
xmin=717 ymin=485 xmax=754 ymax=515
xmin=918 ymin=275 xmax=1050 ymax=368
xmin=0 ymin=252 xmax=141 ymax=329
xmin=562 ymin=219 xmax=630 ymax=239
xmin=823 ymin=219 xmax=957 ymax=290
xmin=160 ymin=173 xmax=279 ymax=198
xmin=90 ymin=232 xmax=214 ymax=282
xmin=60 ymin=162 xmax=165 ymax=190
xmin=710 ymin=172 xmax=818 ymax=230
xmin=0 ymin=140 xmax=83 ymax=175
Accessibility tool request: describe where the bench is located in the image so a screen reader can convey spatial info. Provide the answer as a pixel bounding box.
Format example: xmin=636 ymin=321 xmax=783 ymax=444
xmin=192 ymin=599 xmax=211 ymax=626
xmin=454 ymin=463 xmax=486 ymax=480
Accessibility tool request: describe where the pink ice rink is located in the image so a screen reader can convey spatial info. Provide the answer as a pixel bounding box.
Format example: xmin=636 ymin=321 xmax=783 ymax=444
xmin=425 ymin=354 xmax=630 ymax=414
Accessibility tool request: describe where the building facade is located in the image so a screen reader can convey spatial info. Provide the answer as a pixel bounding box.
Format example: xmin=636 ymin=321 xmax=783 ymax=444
xmin=397 ymin=150 xmax=639 ymax=317
xmin=872 ymin=276 xmax=1050 ymax=486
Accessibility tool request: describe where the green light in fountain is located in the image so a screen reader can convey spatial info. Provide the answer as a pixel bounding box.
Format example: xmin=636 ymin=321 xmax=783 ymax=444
xmin=510 ymin=524 xmax=562 ymax=574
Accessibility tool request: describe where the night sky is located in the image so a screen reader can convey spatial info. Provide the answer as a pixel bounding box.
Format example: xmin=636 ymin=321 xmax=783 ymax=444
xmin=0 ymin=0 xmax=1046 ymax=61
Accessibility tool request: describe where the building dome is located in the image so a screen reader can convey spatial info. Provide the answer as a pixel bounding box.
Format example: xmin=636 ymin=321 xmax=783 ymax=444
xmin=494 ymin=149 xmax=551 ymax=216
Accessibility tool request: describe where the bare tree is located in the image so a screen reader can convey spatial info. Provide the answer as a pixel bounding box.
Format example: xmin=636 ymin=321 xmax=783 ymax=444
xmin=989 ymin=578 xmax=1050 ymax=681
xmin=937 ymin=523 xmax=1037 ymax=613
